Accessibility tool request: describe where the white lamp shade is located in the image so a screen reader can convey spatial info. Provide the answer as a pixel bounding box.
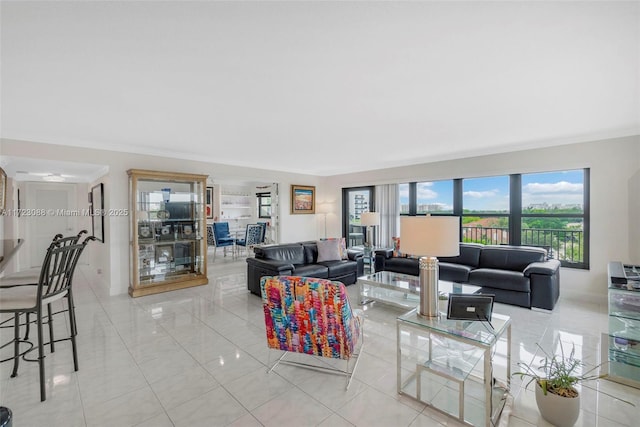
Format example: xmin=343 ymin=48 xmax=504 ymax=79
xmin=316 ymin=202 xmax=333 ymax=214
xmin=360 ymin=212 xmax=381 ymax=226
xmin=400 ymin=216 xmax=460 ymax=257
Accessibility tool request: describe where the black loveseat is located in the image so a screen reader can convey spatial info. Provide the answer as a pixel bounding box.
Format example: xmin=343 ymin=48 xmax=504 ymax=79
xmin=246 ymin=241 xmax=364 ymax=296
xmin=375 ymin=243 xmax=561 ymax=310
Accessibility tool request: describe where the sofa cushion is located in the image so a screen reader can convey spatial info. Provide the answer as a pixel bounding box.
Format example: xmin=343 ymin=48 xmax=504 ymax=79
xmin=256 ymin=244 xmax=305 ymax=264
xmin=478 ymin=245 xmax=546 ymax=272
xmin=469 ymin=269 xmax=531 ymax=292
xmin=317 ymin=239 xmax=343 ymax=262
xmin=293 ymin=264 xmax=329 ymax=278
xmin=318 ymin=260 xmax=356 ymax=278
xmin=439 ymin=243 xmax=483 ymax=268
xmin=439 ymin=262 xmax=473 ymax=283
xmin=303 ymin=243 xmax=318 ymax=264
xmin=385 ymin=257 xmax=419 ymax=276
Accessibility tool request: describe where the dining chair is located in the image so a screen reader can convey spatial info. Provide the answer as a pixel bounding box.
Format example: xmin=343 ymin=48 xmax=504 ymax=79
xmin=212 ymin=222 xmax=236 ymax=260
xmin=0 ymin=234 xmax=94 ymax=401
xmin=236 ymin=223 xmax=263 ymax=257
xmin=206 ymin=224 xmax=215 ymax=246
xmin=257 ymin=222 xmax=267 ymax=244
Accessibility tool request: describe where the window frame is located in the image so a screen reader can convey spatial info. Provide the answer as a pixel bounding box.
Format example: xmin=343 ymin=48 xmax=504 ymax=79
xmin=257 ymin=192 xmax=271 ymax=219
xmin=399 ymin=168 xmax=589 ymax=269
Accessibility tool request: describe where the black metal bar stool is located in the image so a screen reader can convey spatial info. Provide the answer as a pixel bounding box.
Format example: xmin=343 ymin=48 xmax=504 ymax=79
xmin=0 ymin=234 xmax=94 ymax=401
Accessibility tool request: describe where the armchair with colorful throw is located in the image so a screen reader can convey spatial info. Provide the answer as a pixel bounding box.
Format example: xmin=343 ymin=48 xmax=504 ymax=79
xmin=260 ymin=276 xmax=364 ymax=389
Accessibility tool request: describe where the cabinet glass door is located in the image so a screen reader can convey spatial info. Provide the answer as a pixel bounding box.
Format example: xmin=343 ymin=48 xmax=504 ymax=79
xmin=129 ymin=169 xmax=208 ymax=297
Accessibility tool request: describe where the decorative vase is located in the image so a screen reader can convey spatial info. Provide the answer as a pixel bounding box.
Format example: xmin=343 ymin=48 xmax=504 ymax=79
xmin=535 ymin=383 xmax=580 ymax=427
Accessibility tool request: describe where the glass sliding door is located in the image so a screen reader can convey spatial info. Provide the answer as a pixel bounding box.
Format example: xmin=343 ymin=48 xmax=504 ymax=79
xmin=342 ymin=186 xmax=375 ymax=248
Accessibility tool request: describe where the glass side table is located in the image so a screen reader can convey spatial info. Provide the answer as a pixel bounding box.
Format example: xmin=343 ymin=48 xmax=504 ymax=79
xmin=397 ymin=309 xmax=511 ymax=427
xmin=351 ymin=245 xmax=385 ymax=275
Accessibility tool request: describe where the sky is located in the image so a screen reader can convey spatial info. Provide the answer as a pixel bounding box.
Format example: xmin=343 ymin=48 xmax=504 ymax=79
xmin=399 ymin=170 xmax=584 ymax=212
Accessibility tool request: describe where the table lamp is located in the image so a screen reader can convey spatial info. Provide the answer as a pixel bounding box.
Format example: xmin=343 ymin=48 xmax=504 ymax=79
xmin=400 ymin=216 xmax=460 ymax=318
xmin=360 ymin=211 xmax=380 ymax=248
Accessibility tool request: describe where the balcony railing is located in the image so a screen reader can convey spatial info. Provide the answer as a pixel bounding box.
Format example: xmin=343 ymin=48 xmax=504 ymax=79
xmin=461 ymin=226 xmax=585 ymax=266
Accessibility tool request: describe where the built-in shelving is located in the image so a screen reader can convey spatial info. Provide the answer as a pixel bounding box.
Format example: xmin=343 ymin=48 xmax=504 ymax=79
xmin=218 ymin=186 xmax=255 ymax=233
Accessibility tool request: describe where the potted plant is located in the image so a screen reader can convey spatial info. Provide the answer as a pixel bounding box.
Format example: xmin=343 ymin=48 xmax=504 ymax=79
xmin=513 ymin=342 xmax=634 ymax=427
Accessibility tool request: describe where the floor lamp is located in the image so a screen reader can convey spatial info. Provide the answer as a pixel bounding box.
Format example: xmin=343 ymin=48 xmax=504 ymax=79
xmin=360 ymin=212 xmax=380 ymax=249
xmin=400 ymin=216 xmax=460 ymax=318
xmin=316 ymin=202 xmax=332 ymax=238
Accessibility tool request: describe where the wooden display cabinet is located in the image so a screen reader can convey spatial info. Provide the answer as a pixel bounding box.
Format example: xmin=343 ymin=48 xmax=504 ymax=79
xmin=128 ymin=169 xmax=208 ymax=297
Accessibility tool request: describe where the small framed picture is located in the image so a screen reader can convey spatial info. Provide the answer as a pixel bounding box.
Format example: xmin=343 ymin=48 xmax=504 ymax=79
xmin=180 ymin=222 xmax=195 ymax=239
xmin=159 ymin=224 xmax=173 ymax=240
xmin=138 ymin=223 xmax=154 ymax=240
xmin=291 ymin=185 xmax=315 ymax=214
xmin=155 ymin=244 xmax=173 ymax=264
xmin=139 ymin=244 xmax=155 ymax=269
xmin=206 ymin=186 xmax=214 ymax=219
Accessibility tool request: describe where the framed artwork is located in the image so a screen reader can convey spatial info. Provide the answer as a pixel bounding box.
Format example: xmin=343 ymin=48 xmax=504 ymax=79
xmin=0 ymin=167 xmax=6 ymax=214
xmin=155 ymin=244 xmax=174 ymax=264
xmin=291 ymin=185 xmax=315 ymax=214
xmin=158 ymin=224 xmax=173 ymax=240
xmin=206 ymin=186 xmax=214 ymax=219
xmin=90 ymin=183 xmax=105 ymax=243
xmin=180 ymin=221 xmax=195 ymax=239
xmin=138 ymin=222 xmax=154 ymax=241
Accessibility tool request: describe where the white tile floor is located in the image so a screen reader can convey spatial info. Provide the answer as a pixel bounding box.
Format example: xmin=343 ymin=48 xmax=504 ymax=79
xmin=1 ymin=254 xmax=639 ymax=426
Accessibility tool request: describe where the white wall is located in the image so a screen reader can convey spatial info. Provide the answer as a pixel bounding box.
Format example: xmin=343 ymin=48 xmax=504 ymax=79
xmin=1 ymin=180 xmax=92 ymax=274
xmin=322 ymin=135 xmax=640 ymax=303
xmin=5 ymin=136 xmax=639 ymax=301
xmin=1 ymin=138 xmax=320 ymax=295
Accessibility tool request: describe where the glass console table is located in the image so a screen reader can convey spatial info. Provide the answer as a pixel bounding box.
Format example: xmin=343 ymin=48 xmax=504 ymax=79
xmin=604 ymin=262 xmax=640 ymax=388
xmin=397 ymin=309 xmax=511 ymax=427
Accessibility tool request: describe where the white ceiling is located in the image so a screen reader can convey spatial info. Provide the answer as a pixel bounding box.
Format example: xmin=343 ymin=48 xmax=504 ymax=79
xmin=1 ymin=1 xmax=638 ymax=176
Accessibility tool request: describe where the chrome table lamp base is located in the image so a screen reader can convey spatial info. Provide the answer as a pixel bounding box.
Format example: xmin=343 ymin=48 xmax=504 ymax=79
xmin=418 ymin=256 xmax=440 ymax=318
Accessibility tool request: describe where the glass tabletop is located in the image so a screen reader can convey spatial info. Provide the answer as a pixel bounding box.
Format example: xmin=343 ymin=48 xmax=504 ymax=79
xmin=359 ymin=271 xmax=481 ymax=296
xmin=398 ymin=308 xmax=510 ymax=347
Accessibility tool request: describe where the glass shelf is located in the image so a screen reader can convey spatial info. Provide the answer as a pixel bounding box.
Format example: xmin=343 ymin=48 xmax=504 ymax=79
xmin=605 ymin=261 xmax=640 ymax=388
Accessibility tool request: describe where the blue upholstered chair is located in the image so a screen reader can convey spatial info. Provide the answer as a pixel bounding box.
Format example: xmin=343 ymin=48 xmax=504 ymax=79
xmin=212 ymin=222 xmax=236 ymax=260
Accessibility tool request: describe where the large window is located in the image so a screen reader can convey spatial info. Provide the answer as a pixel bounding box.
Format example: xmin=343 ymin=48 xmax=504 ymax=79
xmin=342 ymin=186 xmax=375 ymax=247
xmin=520 ymin=169 xmax=587 ymax=268
xmin=462 ymin=176 xmax=509 ymax=245
xmin=399 ymin=183 xmax=410 ymax=215
xmin=417 ymin=181 xmax=453 ymax=214
xmin=399 ymin=169 xmax=589 ymax=269
xmin=399 ymin=181 xmax=453 ymax=215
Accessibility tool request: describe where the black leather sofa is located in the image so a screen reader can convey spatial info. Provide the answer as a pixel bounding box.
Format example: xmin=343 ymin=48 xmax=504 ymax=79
xmin=375 ymin=243 xmax=561 ymax=310
xmin=246 ymin=241 xmax=364 ymax=296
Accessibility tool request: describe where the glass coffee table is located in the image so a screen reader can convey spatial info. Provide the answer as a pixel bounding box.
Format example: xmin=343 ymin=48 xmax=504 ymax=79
xmin=357 ymin=271 xmax=480 ymax=309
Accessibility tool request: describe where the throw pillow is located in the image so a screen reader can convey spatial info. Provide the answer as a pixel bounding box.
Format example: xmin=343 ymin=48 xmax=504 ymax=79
xmin=392 ymin=237 xmax=409 ymax=258
xmin=317 ymin=239 xmax=343 ymax=262
xmin=392 ymin=237 xmax=401 ymax=257
xmin=323 ymin=237 xmax=348 ymax=259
